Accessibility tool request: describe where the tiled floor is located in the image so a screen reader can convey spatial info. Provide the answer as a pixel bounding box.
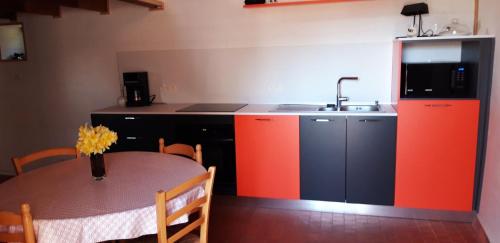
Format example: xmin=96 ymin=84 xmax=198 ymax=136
xmin=1 ymin=174 xmax=487 ymax=243
xmin=207 ymin=202 xmax=487 ymax=243
xmin=127 ymin=196 xmax=488 ymax=243
xmin=0 ymin=175 xmax=11 ymax=183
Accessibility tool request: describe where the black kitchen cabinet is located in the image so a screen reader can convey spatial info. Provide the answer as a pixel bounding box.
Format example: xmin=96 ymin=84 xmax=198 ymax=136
xmin=91 ymin=114 xmax=168 ymax=152
xmin=300 ymin=116 xmax=346 ymax=202
xmin=346 ymin=116 xmax=396 ymax=206
xmin=169 ymin=115 xmax=236 ymax=195
xmin=91 ymin=114 xmax=237 ymax=195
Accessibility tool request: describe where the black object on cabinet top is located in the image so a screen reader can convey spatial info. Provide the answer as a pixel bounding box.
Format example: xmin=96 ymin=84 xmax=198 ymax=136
xmin=177 ymin=103 xmax=247 ymax=112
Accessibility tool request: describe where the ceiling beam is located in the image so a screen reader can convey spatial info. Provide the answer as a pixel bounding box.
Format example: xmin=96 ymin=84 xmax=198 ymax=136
xmin=0 ymin=11 xmax=18 ymax=21
xmin=120 ymin=0 xmax=164 ymax=10
xmin=0 ymin=0 xmax=163 ymax=19
xmin=473 ymin=0 xmax=479 ymax=35
xmin=0 ymin=1 xmax=23 ymax=18
xmin=59 ymin=0 xmax=110 ymax=14
xmin=22 ymin=0 xmax=62 ymax=18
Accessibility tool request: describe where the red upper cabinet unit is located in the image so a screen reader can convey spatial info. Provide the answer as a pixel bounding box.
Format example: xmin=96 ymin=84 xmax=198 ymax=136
xmin=395 ymin=100 xmax=480 ymax=211
xmin=235 ymin=115 xmax=300 ymax=200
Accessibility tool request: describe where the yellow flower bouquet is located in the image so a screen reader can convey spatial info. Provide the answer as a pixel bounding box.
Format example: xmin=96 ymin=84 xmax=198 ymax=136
xmin=76 ymin=124 xmax=118 ymax=156
xmin=77 ymin=124 xmax=117 ymax=180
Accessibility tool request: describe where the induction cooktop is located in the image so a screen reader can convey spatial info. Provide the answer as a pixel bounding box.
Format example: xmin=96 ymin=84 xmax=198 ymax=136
xmin=177 ymin=103 xmax=248 ymax=112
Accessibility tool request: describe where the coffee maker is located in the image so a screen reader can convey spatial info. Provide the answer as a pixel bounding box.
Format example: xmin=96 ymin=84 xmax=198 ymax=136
xmin=123 ymin=72 xmax=154 ymax=107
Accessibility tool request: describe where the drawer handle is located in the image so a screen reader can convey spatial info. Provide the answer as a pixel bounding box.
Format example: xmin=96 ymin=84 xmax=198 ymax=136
xmin=255 ymin=118 xmax=272 ymax=121
xmin=126 ymin=137 xmax=137 ymax=140
xmin=124 ymin=117 xmax=136 ymax=120
xmin=424 ymin=104 xmax=452 ymax=108
xmin=313 ymin=119 xmax=333 ymax=122
xmin=359 ymin=119 xmax=381 ymax=123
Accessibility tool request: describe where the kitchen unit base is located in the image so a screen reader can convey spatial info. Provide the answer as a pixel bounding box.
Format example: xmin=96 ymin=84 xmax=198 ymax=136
xmin=91 ymin=114 xmax=237 ymax=195
xmin=300 ymin=115 xmax=397 ymax=206
xmin=300 ymin=116 xmax=346 ymax=202
xmin=395 ymin=100 xmax=479 ymax=212
xmin=235 ymin=115 xmax=300 ymax=200
xmin=219 ymin=196 xmax=476 ymax=223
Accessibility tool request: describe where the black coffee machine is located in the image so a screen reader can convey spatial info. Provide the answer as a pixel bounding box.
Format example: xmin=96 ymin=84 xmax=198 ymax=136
xmin=123 ymin=72 xmax=154 ymax=107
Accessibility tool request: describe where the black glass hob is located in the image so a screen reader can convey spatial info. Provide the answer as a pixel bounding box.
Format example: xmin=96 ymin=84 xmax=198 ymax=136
xmin=176 ymin=103 xmax=247 ymax=112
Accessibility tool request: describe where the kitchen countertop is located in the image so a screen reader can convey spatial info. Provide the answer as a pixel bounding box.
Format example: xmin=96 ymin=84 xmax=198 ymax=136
xmin=93 ymin=103 xmax=397 ymax=116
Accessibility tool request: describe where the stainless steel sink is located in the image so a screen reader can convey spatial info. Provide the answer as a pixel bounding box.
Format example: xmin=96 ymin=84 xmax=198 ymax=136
xmin=317 ymin=106 xmax=336 ymax=112
xmin=271 ymin=103 xmax=381 ymax=113
xmin=339 ymin=105 xmax=380 ymax=112
xmin=271 ymin=104 xmax=323 ymax=112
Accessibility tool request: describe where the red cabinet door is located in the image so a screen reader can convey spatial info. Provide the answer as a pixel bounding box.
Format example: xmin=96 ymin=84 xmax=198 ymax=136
xmin=395 ymin=100 xmax=480 ymax=211
xmin=235 ymin=115 xmax=300 ymax=199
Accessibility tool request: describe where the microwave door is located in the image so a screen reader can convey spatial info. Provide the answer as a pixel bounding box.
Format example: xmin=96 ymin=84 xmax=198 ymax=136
xmin=429 ymin=64 xmax=451 ymax=97
xmin=406 ymin=65 xmax=432 ymax=97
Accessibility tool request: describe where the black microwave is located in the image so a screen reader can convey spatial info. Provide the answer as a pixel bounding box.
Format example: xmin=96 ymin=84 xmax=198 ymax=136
xmin=401 ymin=63 xmax=476 ymax=98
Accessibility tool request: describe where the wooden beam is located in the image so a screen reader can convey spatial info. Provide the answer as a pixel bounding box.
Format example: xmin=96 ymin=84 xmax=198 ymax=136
xmin=59 ymin=0 xmax=110 ymax=14
xmin=0 ymin=11 xmax=18 ymax=21
xmin=473 ymin=0 xmax=479 ymax=35
xmin=22 ymin=0 xmax=61 ymax=18
xmin=0 ymin=6 xmax=17 ymax=21
xmin=0 ymin=1 xmax=24 ymax=13
xmin=120 ymin=0 xmax=164 ymax=10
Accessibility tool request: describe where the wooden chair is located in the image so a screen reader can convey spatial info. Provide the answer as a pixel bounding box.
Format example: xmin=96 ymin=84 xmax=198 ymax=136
xmin=159 ymin=138 xmax=202 ymax=165
xmin=0 ymin=203 xmax=36 ymax=243
xmin=12 ymin=147 xmax=80 ymax=175
xmin=156 ymin=166 xmax=216 ymax=243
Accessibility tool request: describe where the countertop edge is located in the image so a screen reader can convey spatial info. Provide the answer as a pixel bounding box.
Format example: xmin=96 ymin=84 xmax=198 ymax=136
xmin=91 ymin=104 xmax=398 ymax=117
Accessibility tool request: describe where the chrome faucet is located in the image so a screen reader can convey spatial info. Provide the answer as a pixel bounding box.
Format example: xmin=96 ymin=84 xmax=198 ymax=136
xmin=337 ymin=77 xmax=359 ymax=111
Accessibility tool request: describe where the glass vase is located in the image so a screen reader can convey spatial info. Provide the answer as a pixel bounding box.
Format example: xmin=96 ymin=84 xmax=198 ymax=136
xmin=90 ymin=153 xmax=106 ymax=181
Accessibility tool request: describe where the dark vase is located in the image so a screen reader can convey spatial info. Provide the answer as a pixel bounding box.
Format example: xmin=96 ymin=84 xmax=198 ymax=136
xmin=90 ymin=153 xmax=106 ymax=181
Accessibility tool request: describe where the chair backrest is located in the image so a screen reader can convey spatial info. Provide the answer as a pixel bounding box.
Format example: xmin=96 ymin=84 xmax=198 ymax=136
xmin=156 ymin=166 xmax=216 ymax=243
xmin=159 ymin=138 xmax=202 ymax=164
xmin=0 ymin=203 xmax=36 ymax=243
xmin=12 ymin=147 xmax=80 ymax=175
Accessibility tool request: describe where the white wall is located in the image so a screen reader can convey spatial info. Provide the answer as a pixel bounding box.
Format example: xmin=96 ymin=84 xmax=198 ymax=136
xmin=118 ymin=43 xmax=394 ymax=104
xmin=0 ymin=0 xmax=474 ymax=174
xmin=477 ymin=0 xmax=500 ymax=242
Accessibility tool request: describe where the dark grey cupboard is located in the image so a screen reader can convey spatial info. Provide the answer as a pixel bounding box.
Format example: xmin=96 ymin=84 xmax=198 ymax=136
xmin=91 ymin=114 xmax=237 ymax=195
xmin=91 ymin=114 xmax=167 ymax=152
xmin=346 ymin=116 xmax=397 ymax=206
xmin=300 ymin=116 xmax=346 ymax=202
xmin=300 ymin=115 xmax=397 ymax=206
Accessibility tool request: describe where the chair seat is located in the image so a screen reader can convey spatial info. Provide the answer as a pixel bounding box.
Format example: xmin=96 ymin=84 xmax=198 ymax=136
xmin=177 ymin=233 xmax=200 ymax=243
xmin=126 ymin=233 xmax=199 ymax=243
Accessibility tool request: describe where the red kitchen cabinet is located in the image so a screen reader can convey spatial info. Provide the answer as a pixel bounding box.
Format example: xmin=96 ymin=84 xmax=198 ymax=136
xmin=235 ymin=115 xmax=300 ymax=199
xmin=395 ymin=100 xmax=480 ymax=211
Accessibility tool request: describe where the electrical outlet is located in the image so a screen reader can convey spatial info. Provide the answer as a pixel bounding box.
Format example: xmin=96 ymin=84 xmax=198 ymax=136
xmin=161 ymin=81 xmax=178 ymax=92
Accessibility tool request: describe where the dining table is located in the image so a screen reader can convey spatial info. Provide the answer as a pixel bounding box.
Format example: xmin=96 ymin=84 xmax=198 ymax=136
xmin=0 ymin=151 xmax=207 ymax=243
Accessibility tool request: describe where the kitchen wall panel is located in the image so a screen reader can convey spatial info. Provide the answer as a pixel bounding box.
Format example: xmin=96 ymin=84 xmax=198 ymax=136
xmin=0 ymin=0 xmax=475 ymax=174
xmin=117 ymin=43 xmax=392 ymax=104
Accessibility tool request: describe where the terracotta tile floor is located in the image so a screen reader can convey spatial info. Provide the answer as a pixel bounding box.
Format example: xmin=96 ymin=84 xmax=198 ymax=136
xmin=127 ymin=196 xmax=488 ymax=243
xmin=0 ymin=175 xmax=10 ymax=183
xmin=1 ymin=175 xmax=487 ymax=243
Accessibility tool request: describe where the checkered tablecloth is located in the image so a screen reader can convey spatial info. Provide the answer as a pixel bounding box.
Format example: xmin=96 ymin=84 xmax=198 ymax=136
xmin=0 ymin=152 xmax=207 ymax=243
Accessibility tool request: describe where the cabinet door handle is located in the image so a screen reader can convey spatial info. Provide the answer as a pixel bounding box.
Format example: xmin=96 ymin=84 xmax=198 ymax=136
xmin=126 ymin=136 xmax=137 ymax=140
xmin=124 ymin=116 xmax=136 ymax=120
xmin=359 ymin=119 xmax=381 ymax=123
xmin=255 ymin=118 xmax=272 ymax=121
xmin=312 ymin=119 xmax=333 ymax=122
xmin=424 ymin=104 xmax=452 ymax=108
